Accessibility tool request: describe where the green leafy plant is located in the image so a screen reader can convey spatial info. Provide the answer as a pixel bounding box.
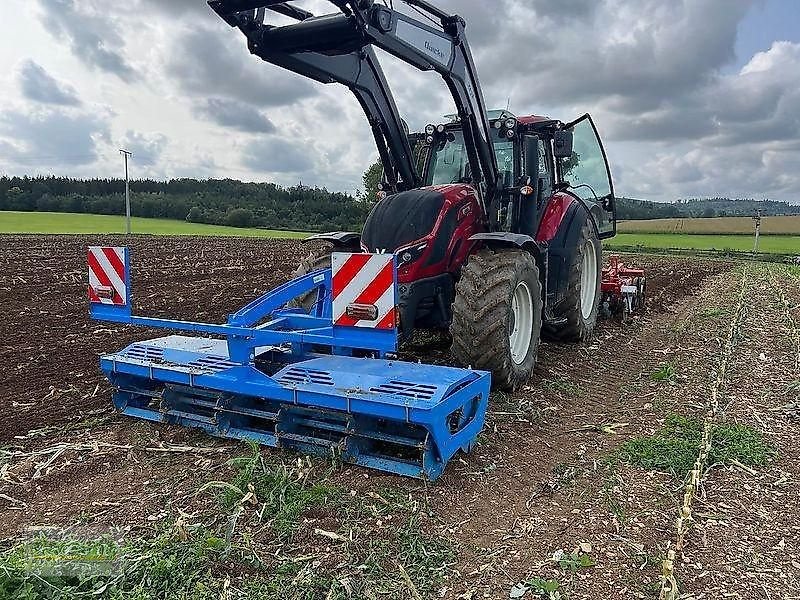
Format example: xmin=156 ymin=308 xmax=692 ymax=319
xmin=527 ymin=576 xmax=561 ymax=596
xmin=650 ymin=362 xmax=677 ymax=382
xmin=558 ymin=551 xmax=595 ymax=573
xmin=0 ymin=527 xmax=228 ymax=600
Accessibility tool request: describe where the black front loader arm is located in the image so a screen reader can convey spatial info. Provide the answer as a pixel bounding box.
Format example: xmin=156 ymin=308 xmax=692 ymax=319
xmin=208 ymin=0 xmax=500 ymax=203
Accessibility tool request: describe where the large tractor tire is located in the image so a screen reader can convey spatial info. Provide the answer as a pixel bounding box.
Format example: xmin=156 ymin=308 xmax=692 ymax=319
xmin=546 ymin=215 xmax=602 ymax=342
xmin=291 ymin=243 xmax=333 ymax=312
xmin=451 ymin=248 xmax=543 ymax=391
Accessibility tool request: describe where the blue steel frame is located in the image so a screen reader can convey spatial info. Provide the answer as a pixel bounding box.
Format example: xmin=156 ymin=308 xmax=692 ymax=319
xmin=89 ymin=247 xmax=491 ymax=480
xmin=90 ymin=248 xmax=398 ymax=362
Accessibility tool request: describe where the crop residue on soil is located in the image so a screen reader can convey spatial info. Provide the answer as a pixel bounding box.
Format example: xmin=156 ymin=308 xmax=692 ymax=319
xmin=2 ymin=235 xmax=796 ymax=599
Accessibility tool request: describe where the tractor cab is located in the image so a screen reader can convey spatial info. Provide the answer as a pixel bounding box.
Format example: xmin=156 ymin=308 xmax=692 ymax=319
xmin=417 ymin=111 xmax=617 ymax=241
xmin=425 ymin=111 xmax=518 ymax=189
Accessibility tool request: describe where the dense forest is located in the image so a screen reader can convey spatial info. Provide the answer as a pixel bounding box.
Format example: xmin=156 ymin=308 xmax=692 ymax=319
xmin=1 ymin=176 xmax=797 ymax=231
xmin=0 ymin=176 xmax=370 ymax=232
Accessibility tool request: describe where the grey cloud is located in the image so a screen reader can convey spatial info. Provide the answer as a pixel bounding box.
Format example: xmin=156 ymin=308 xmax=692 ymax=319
xmin=18 ymin=60 xmax=81 ymax=106
xmin=527 ymin=0 xmax=598 ymax=22
xmin=368 ymin=1 xmax=750 ymax=125
xmin=193 ymin=98 xmax=276 ymax=133
xmin=486 ymin=0 xmax=751 ymax=109
xmin=120 ymin=131 xmax=169 ymax=167
xmin=605 ymin=41 xmax=800 ymax=146
xmin=0 ymin=108 xmax=109 ymax=166
xmin=7 ymin=0 xmax=799 ymax=201
xmin=632 ymin=142 xmax=800 ymax=200
xmin=138 ymin=0 xmax=207 ymax=16
xmin=241 ymin=137 xmax=314 ymax=173
xmin=38 ymin=0 xmax=138 ymax=82
xmin=165 ymin=26 xmax=315 ymax=108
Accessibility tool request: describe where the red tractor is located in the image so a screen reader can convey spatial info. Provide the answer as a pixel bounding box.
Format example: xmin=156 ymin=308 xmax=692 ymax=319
xmin=211 ymin=0 xmax=630 ymax=390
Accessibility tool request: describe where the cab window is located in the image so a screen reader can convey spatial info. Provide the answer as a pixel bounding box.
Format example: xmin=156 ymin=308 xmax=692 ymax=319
xmin=427 ymin=129 xmax=516 ymax=187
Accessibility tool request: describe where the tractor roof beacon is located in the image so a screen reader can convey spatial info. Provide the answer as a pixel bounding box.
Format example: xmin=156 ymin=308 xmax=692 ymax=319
xmin=209 ymin=0 xmax=621 ymax=390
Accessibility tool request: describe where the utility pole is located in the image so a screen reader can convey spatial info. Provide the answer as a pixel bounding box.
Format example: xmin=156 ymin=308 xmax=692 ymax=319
xmin=120 ymin=149 xmax=133 ymax=234
xmin=752 ymin=210 xmax=762 ymax=254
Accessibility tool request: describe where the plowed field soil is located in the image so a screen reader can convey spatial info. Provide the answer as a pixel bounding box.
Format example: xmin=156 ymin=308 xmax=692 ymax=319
xmin=1 ymin=235 xmax=797 ymax=599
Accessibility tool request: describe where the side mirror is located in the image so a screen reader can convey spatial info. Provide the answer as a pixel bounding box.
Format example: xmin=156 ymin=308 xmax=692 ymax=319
xmin=553 ymin=130 xmax=573 ymax=159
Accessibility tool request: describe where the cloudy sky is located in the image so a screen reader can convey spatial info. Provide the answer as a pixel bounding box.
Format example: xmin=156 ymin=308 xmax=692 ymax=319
xmin=0 ymin=0 xmax=798 ymax=202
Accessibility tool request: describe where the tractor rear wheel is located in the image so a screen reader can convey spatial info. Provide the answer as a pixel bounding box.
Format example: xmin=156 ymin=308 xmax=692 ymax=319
xmin=451 ymin=248 xmax=543 ymax=391
xmin=545 ymin=216 xmax=602 ymax=342
xmin=291 ymin=243 xmax=333 ymax=311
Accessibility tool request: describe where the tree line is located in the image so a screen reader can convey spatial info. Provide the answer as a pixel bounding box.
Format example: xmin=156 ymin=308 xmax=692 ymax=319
xmin=0 ymin=176 xmax=371 ymax=232
xmin=616 ymin=196 xmax=800 ymax=220
xmin=1 ymin=175 xmax=796 ymax=231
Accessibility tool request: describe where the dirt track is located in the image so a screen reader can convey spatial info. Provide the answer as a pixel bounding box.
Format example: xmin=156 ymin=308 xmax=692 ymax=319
xmin=1 ymin=235 xmax=797 ymax=599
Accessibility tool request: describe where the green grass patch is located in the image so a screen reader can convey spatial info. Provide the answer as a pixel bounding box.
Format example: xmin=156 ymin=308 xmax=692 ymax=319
xmin=542 ymin=378 xmax=583 ymax=396
xmin=1 ymin=443 xmax=456 ymax=599
xmin=0 ymin=211 xmax=307 ymax=238
xmin=617 ymin=414 xmax=776 ymax=476
xmin=1 ymin=484 xmax=454 ymax=600
xmin=700 ymin=307 xmax=730 ymax=319
xmin=617 ymin=215 xmax=800 ymax=235
xmin=605 ymin=233 xmax=800 ymax=255
xmin=201 ymin=442 xmax=335 ymax=538
xmin=0 ymin=527 xmax=238 ymax=600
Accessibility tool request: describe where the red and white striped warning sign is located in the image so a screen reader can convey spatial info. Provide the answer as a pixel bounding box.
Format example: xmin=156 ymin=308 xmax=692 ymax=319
xmin=87 ymin=246 xmax=127 ymax=305
xmin=331 ymin=252 xmax=396 ymax=329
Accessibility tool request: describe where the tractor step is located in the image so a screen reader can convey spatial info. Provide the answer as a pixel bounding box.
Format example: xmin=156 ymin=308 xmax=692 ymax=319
xmin=102 ymin=335 xmax=489 ymax=479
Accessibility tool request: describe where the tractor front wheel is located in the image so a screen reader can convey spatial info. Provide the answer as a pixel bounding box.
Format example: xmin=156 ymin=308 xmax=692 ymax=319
xmin=451 ymin=248 xmax=543 ymax=391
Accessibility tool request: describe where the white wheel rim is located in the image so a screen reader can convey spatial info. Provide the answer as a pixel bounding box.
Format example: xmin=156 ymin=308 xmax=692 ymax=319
xmin=509 ymin=281 xmax=534 ymax=365
xmin=580 ymin=241 xmax=598 ymax=320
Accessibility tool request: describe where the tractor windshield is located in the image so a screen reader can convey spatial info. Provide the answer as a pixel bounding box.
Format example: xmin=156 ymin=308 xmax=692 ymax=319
xmin=428 ymin=129 xmax=514 ymax=187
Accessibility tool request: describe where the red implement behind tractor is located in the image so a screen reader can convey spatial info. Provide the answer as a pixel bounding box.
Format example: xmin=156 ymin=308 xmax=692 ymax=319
xmin=601 ymin=255 xmax=646 ymax=320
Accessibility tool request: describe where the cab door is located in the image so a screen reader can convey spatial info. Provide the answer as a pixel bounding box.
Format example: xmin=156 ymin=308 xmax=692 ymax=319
xmin=559 ymin=114 xmax=616 ymax=238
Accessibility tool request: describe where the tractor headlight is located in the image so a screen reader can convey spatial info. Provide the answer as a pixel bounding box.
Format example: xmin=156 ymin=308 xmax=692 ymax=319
xmin=396 ymin=242 xmax=427 ymax=266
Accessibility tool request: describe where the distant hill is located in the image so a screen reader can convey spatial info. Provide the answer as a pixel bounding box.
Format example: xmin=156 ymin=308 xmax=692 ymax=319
xmin=617 ymin=197 xmax=800 ymax=220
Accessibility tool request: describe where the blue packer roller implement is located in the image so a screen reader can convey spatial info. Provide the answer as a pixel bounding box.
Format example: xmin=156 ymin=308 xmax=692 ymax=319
xmin=87 ymin=246 xmax=490 ymax=480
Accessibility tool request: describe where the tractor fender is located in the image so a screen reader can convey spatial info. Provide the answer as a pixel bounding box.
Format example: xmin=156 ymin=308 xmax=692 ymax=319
xmin=302 ymin=231 xmax=361 ymax=248
xmin=537 ymin=192 xmax=603 ymax=242
xmin=468 ymin=232 xmax=544 ymax=258
xmin=536 ymin=193 xmax=575 ymax=242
